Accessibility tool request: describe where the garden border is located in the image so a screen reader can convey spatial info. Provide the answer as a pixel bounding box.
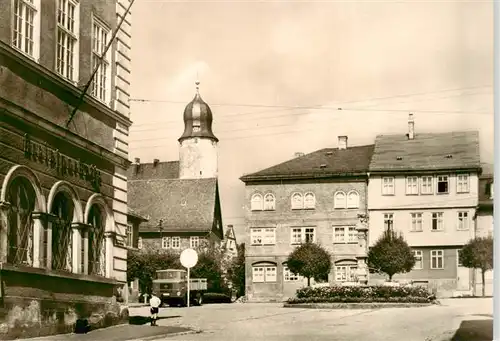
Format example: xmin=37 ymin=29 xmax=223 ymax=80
xmin=283 ymin=302 xmax=438 ymax=309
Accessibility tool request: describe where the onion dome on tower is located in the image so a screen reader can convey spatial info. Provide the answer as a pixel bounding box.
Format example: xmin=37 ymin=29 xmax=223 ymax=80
xmin=178 ymin=81 xmax=219 ymax=143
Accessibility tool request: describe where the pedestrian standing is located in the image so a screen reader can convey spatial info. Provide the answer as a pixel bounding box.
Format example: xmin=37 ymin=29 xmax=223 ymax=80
xmin=149 ymin=292 xmax=161 ymax=326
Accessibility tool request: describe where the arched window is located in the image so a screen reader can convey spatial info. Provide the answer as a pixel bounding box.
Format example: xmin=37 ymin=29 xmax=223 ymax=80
xmin=51 ymin=192 xmax=74 ymax=272
xmin=264 ymin=193 xmax=276 ymax=211
xmin=252 ymin=261 xmax=277 ymax=283
xmin=334 ymin=191 xmax=346 ymax=209
xmin=291 ymin=192 xmax=303 ymax=210
xmin=335 ymin=259 xmax=358 ymax=282
xmin=347 ymin=191 xmax=360 ymax=209
xmin=251 ymin=193 xmax=263 ymax=211
xmin=304 ymin=192 xmax=316 ymax=209
xmin=6 ymin=177 xmax=35 ymax=266
xmin=88 ymin=204 xmax=106 ymax=276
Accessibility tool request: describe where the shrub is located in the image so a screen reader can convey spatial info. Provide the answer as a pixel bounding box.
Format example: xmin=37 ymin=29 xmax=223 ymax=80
xmin=289 ymin=285 xmax=435 ymax=304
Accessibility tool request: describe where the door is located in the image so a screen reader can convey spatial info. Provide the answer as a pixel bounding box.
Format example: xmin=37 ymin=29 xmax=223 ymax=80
xmin=456 ymin=250 xmax=470 ymax=290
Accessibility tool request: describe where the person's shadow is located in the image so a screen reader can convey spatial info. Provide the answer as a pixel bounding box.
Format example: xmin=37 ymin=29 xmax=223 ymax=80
xmin=128 ymin=315 xmax=181 ymax=325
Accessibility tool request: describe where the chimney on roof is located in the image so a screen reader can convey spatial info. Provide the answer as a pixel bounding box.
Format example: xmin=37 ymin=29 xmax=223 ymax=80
xmin=134 ymin=157 xmax=141 ymax=174
xmin=153 ymin=158 xmax=159 ymax=167
xmin=408 ymin=113 xmax=415 ymax=140
xmin=294 ymin=152 xmax=305 ymax=158
xmin=134 ymin=157 xmax=140 ymax=164
xmin=338 ymin=136 xmax=348 ymax=150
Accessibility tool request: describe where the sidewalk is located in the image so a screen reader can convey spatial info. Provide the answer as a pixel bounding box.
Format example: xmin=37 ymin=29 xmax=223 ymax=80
xmin=17 ymin=324 xmax=196 ymax=341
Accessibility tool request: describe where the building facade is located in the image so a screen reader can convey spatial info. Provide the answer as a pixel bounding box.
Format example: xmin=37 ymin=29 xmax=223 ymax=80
xmin=0 ymin=0 xmax=133 ymax=338
xmin=128 ymin=84 xmax=224 ymax=258
xmin=367 ymin=114 xmax=481 ymax=297
xmin=240 ymin=137 xmax=374 ymax=302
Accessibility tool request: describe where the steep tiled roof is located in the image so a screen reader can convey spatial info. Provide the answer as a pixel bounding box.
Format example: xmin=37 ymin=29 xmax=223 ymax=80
xmin=240 ymin=145 xmax=375 ymax=182
xmin=127 ymin=208 xmax=149 ymax=222
xmin=128 ymin=178 xmax=217 ymax=232
xmin=369 ymin=131 xmax=480 ymax=172
xmin=127 ymin=161 xmax=180 ymax=180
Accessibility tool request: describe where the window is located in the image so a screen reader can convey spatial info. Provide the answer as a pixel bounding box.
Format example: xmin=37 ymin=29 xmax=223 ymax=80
xmin=283 ymin=266 xmax=300 ymax=281
xmin=250 ymin=228 xmax=275 ymax=245
xmin=457 ymin=249 xmax=463 ymax=267
xmin=137 ymin=237 xmax=142 ymax=249
xmin=431 ymin=212 xmax=444 ymax=231
xmin=91 ymin=17 xmax=111 ymax=103
xmin=406 ymin=177 xmax=419 ymax=195
xmin=430 ymin=250 xmax=444 ymax=269
xmin=335 ymin=264 xmax=357 ymax=282
xmin=263 ymin=193 xmax=276 ymax=211
xmin=334 ymin=226 xmax=357 ymax=243
xmin=490 ymin=183 xmax=494 ymax=199
xmin=421 ymin=176 xmax=433 ymax=194
xmin=161 ymin=237 xmax=170 ymax=249
xmin=291 ymin=193 xmax=303 ymax=210
xmin=56 ymin=0 xmax=79 ymax=81
xmin=6 ymin=177 xmax=35 ymax=266
xmin=88 ymin=205 xmax=106 ymax=276
xmin=304 ymin=192 xmax=316 ymax=209
xmin=51 ymin=192 xmax=74 ymax=272
xmin=251 ymin=193 xmax=263 ymax=211
xmin=190 ymin=236 xmax=199 ymax=248
xmin=383 ymin=213 xmax=394 ymax=231
xmin=410 ymin=213 xmax=423 ymax=232
xmin=126 ymin=224 xmax=133 ymax=247
xmin=171 ymin=236 xmax=181 ymax=249
xmin=347 ymin=191 xmax=359 ymax=209
xmin=12 ymin=0 xmax=40 ymax=59
xmin=291 ymin=227 xmax=315 ymax=244
xmin=457 ymin=212 xmax=469 ymax=230
xmin=382 ymin=177 xmax=395 ymax=195
xmin=437 ymin=175 xmax=449 ymax=194
xmin=252 ymin=266 xmax=276 ymax=283
xmin=334 ymin=191 xmax=346 ymax=209
xmin=456 ymin=174 xmax=470 ymax=193
xmin=413 ymin=250 xmax=423 ymax=269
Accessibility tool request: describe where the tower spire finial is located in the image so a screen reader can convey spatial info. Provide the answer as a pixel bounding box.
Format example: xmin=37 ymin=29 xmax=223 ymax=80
xmin=195 ymin=71 xmax=200 ymax=94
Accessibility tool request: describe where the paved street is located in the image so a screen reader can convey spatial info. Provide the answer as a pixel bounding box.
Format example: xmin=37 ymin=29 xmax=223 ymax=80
xmin=129 ymin=298 xmax=492 ymax=341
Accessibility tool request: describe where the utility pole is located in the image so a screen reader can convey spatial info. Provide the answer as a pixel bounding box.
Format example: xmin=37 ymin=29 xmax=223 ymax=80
xmin=66 ymin=0 xmax=135 ymax=128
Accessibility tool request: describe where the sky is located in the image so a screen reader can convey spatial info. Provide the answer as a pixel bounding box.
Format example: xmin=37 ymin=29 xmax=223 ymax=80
xmin=128 ymin=0 xmax=494 ymax=241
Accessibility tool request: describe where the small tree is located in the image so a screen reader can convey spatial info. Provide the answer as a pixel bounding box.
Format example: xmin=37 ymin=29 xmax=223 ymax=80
xmin=287 ymin=242 xmax=331 ymax=286
xmin=368 ymin=229 xmax=415 ymax=281
xmin=227 ymin=243 xmax=246 ymax=297
xmin=191 ymin=243 xmax=228 ymax=293
xmin=459 ymin=236 xmax=493 ymax=297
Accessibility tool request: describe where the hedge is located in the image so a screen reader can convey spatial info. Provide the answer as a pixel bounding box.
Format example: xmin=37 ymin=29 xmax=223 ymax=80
xmin=288 ymin=285 xmax=436 ymax=304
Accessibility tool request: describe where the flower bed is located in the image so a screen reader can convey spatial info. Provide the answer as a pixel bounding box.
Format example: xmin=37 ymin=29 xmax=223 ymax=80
xmin=287 ymin=285 xmax=436 ymax=304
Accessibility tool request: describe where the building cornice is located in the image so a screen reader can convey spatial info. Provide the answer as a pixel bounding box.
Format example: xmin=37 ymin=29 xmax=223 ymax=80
xmin=240 ymin=172 xmax=369 ymax=183
xmin=0 ymin=41 xmax=132 ymax=128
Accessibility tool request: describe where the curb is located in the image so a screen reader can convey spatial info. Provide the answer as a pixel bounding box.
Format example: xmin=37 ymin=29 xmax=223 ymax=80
xmin=130 ymin=329 xmax=202 ymax=341
xmin=283 ymin=302 xmax=436 ymax=309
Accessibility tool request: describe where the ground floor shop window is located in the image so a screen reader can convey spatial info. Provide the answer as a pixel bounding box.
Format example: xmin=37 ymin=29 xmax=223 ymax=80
xmin=88 ymin=204 xmax=106 ymax=276
xmin=51 ymin=191 xmax=74 ymax=272
xmin=252 ymin=264 xmax=277 ymax=283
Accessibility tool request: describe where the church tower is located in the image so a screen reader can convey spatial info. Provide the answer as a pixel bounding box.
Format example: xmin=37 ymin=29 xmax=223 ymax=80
xmin=178 ymin=81 xmax=219 ymax=179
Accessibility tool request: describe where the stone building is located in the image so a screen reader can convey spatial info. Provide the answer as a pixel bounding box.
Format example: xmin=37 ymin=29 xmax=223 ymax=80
xmin=367 ymin=114 xmax=481 ymax=297
xmin=0 ymin=0 xmax=133 ymax=338
xmin=128 ymin=83 xmax=224 ymax=255
xmin=239 ymin=137 xmax=374 ymax=302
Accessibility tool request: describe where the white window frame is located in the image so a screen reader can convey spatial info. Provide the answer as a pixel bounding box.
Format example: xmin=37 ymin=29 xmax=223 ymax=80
xmin=382 ymin=177 xmax=395 ymax=195
xmin=12 ymin=0 xmax=41 ymax=60
xmin=347 ymin=191 xmax=360 ymax=209
xmin=252 ymin=265 xmax=276 ymax=283
xmin=250 ymin=193 xmax=263 ymax=211
xmin=457 ymin=211 xmax=469 ymax=230
xmin=161 ymin=236 xmax=170 ymax=249
xmin=456 ymin=174 xmax=470 ymax=193
xmin=126 ymin=224 xmax=133 ymax=247
xmin=334 ymin=191 xmax=346 ymax=209
xmin=265 ymin=266 xmax=277 ymax=282
xmin=137 ymin=237 xmax=142 ymax=250
xmin=171 ymin=236 xmax=181 ymax=249
xmin=335 ymin=264 xmax=357 ymax=282
xmin=291 ymin=192 xmax=304 ymax=210
xmin=430 ymin=250 xmax=444 ymax=269
xmin=436 ymin=175 xmax=449 ymax=194
xmin=290 ymin=227 xmax=315 ymax=245
xmin=413 ymin=250 xmax=423 ymax=269
xmin=90 ymin=15 xmax=111 ymax=104
xmin=190 ymin=236 xmax=199 ymax=249
xmin=406 ymin=176 xmax=419 ymax=195
xmin=333 ymin=226 xmax=357 ymax=244
xmin=431 ymin=212 xmax=444 ymax=231
xmin=304 ymin=192 xmax=316 ymax=209
xmin=56 ymin=0 xmax=80 ymax=82
xmin=263 ymin=193 xmax=276 ymax=211
xmin=410 ymin=213 xmax=423 ymax=232
xmin=420 ymin=176 xmax=433 ymax=195
xmin=283 ymin=266 xmax=301 ymax=282
xmin=250 ymin=228 xmax=276 ymax=245
xmin=383 ymin=213 xmax=394 ymax=231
